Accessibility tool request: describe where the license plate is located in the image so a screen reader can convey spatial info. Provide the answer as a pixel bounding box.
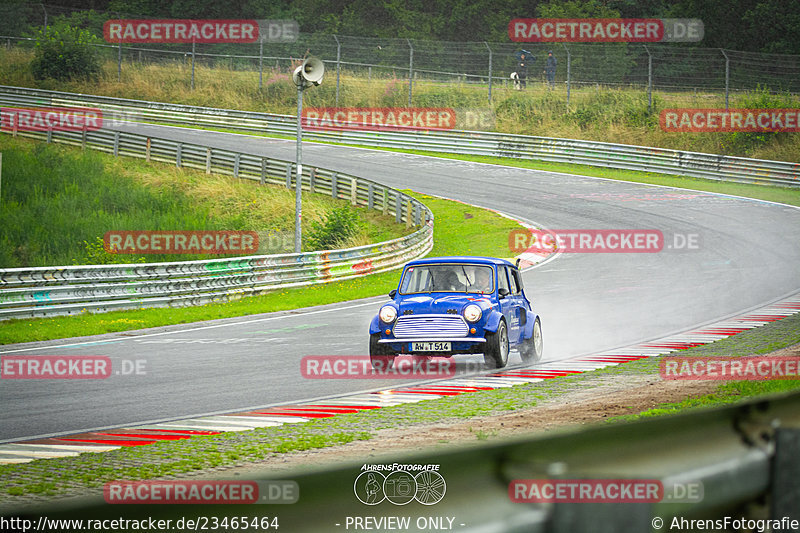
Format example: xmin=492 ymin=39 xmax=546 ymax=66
xmin=411 ymin=341 xmax=451 ymax=352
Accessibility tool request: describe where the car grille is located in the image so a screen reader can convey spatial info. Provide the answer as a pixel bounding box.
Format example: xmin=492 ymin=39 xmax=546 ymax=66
xmin=393 ymin=315 xmax=468 ymax=338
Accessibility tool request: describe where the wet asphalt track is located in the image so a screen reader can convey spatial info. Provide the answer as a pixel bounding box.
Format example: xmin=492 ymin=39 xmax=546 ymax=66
xmin=2 ymin=124 xmax=799 ymax=441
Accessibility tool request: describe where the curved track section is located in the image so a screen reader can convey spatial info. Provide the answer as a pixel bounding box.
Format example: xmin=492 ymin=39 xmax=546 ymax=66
xmin=2 ymin=124 xmax=799 ymax=445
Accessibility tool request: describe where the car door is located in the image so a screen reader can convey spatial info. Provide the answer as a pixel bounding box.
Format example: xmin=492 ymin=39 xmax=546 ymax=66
xmin=497 ymin=266 xmax=521 ymax=344
xmin=507 ymin=266 xmax=528 ymax=344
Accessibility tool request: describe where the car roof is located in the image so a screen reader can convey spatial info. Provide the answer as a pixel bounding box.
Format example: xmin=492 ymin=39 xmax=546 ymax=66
xmin=404 ymin=256 xmax=515 ymax=268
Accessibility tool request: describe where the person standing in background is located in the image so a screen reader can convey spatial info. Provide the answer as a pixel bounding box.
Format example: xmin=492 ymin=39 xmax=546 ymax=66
xmin=545 ymin=50 xmax=557 ymax=88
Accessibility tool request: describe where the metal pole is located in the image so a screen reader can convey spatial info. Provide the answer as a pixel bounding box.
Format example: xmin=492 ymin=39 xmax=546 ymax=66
xmin=117 ymin=16 xmax=122 ymax=83
xmin=334 ymin=35 xmax=341 ymax=106
xmin=0 ymin=152 xmax=3 ymax=207
xmin=644 ymin=45 xmax=652 ymax=113
xmin=407 ymin=38 xmax=413 ymax=107
xmin=41 ymin=3 xmax=47 ymax=32
xmin=259 ymin=38 xmax=263 ymax=90
xmin=562 ymin=43 xmax=571 ymax=107
xmin=191 ymin=40 xmax=196 ymax=90
xmin=484 ymin=42 xmax=492 ymax=104
xmin=295 ymin=86 xmax=303 ymax=252
xmin=721 ymin=49 xmax=730 ymax=110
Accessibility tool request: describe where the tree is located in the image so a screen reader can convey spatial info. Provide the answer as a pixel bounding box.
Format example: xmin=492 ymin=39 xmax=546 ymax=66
xmin=30 ymin=22 xmax=102 ymax=81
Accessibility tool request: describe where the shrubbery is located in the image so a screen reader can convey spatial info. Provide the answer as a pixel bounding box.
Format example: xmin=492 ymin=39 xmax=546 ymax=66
xmin=30 ymin=23 xmax=100 ymax=81
xmin=306 ymin=205 xmax=362 ymax=250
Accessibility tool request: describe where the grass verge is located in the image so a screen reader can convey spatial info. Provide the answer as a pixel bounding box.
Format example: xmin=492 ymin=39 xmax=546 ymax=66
xmin=2 ymin=311 xmax=798 ymax=502
xmin=0 ymin=191 xmax=523 ymax=345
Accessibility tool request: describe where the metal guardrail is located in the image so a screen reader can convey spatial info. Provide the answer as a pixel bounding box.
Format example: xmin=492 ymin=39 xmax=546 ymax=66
xmin=7 ymin=388 xmax=800 ymax=531
xmin=0 ymin=118 xmax=433 ymax=320
xmin=1 ymin=85 xmax=798 ymax=187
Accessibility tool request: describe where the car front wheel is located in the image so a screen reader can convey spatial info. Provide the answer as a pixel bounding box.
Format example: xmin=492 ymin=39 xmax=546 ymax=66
xmin=370 ymin=333 xmax=396 ymax=371
xmin=484 ymin=320 xmax=509 ymax=369
xmin=519 ymin=317 xmax=543 ymax=364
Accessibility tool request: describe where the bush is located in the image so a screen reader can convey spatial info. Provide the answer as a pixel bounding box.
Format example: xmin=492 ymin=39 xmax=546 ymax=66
xmin=306 ymin=205 xmax=362 ymax=250
xmin=30 ymin=23 xmax=100 ymax=81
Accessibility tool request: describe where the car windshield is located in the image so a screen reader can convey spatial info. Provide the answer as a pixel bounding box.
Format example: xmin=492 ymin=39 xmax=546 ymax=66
xmin=399 ymin=264 xmax=495 ymax=295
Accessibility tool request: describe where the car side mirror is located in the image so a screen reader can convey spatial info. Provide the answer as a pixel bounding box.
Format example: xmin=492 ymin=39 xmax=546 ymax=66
xmin=389 ymin=289 xmax=397 ymax=299
xmin=498 ymin=288 xmax=510 ymax=298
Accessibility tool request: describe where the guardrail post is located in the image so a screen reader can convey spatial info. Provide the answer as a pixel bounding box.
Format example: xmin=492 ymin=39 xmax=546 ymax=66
xmin=383 ymin=188 xmax=389 ymax=215
xmin=260 ymin=158 xmax=267 ymax=185
xmin=406 ymin=201 xmax=412 ymax=228
xmin=81 ymin=125 xmax=87 ymax=150
xmin=331 ymin=173 xmax=338 ymax=199
xmin=310 ymin=168 xmax=316 ymax=193
xmin=206 ymin=148 xmax=212 ymax=174
xmin=350 ymin=177 xmax=358 ymax=205
xmin=176 ymin=143 xmax=182 ymax=168
xmin=145 ymin=137 xmax=151 ymax=162
xmin=414 ymin=203 xmax=420 ymax=225
xmin=11 ymin=113 xmax=17 ymax=137
xmin=46 ymin=128 xmax=52 ymax=144
xmin=396 ymin=193 xmax=402 ymax=224
xmin=771 ymin=428 xmax=800 ymax=520
xmin=113 ymin=131 xmax=120 ymax=156
xmin=234 ymin=153 xmax=240 ymax=178
xmin=285 ymin=163 xmax=292 ymax=189
xmin=367 ymin=183 xmax=374 ymax=210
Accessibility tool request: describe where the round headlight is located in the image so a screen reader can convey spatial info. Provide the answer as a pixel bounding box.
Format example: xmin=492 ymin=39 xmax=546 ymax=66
xmin=379 ymin=305 xmax=398 ymax=323
xmin=463 ymin=304 xmax=482 ymax=322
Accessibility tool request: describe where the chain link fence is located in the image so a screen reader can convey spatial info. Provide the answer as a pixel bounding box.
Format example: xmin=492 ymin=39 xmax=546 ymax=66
xmin=1 ymin=3 xmax=799 ymax=106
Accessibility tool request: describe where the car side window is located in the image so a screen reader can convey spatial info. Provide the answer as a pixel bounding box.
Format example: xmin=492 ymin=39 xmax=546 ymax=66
xmin=498 ymin=266 xmax=511 ymax=294
xmin=509 ymin=268 xmax=522 ymax=295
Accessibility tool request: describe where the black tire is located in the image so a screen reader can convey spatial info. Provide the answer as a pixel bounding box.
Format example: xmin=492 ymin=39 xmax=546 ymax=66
xmin=519 ymin=317 xmax=543 ymax=364
xmin=484 ymin=320 xmax=509 ymax=369
xmin=370 ymin=333 xmax=395 ymax=371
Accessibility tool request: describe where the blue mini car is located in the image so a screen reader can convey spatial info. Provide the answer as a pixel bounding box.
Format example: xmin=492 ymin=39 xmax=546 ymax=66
xmin=369 ymin=256 xmax=543 ymax=370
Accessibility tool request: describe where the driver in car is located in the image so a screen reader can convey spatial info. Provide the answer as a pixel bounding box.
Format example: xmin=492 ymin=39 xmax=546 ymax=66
xmin=472 ymin=267 xmax=493 ymax=293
